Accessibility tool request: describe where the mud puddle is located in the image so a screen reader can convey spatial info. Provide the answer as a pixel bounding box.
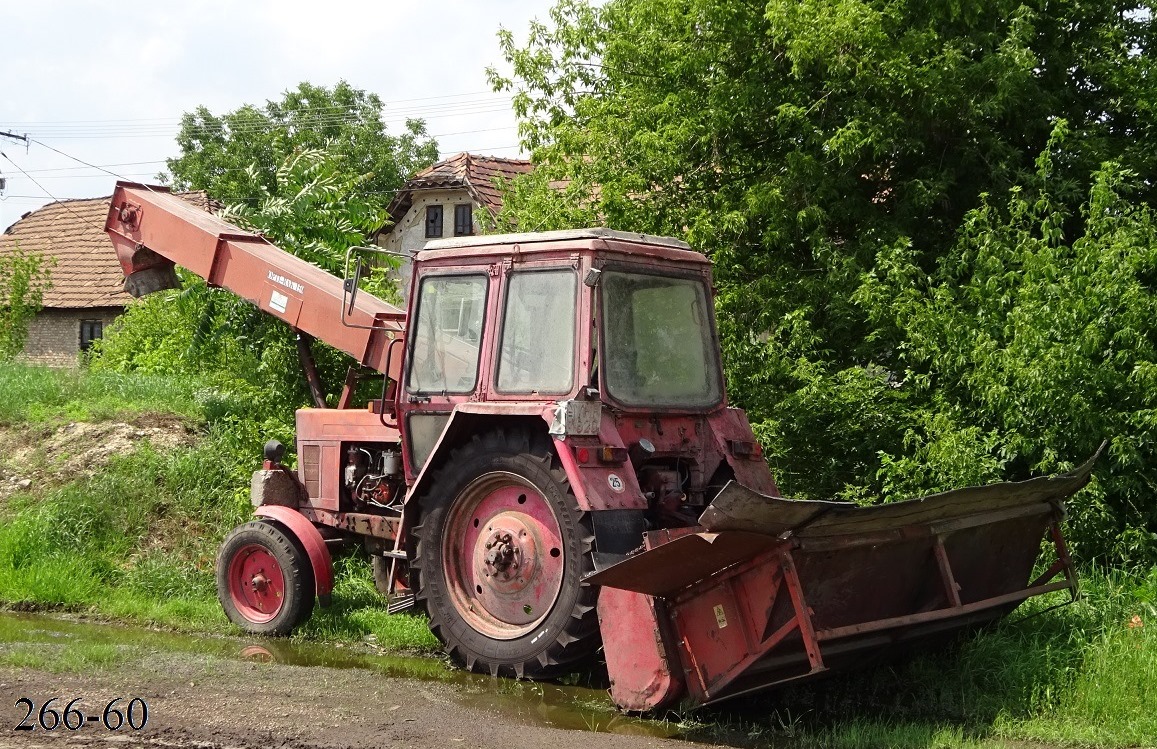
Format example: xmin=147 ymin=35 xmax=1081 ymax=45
xmin=0 ymin=611 xmax=676 ymax=739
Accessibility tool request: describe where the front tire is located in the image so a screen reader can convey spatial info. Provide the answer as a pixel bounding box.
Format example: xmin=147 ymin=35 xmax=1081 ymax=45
xmin=412 ymin=430 xmax=599 ymax=678
xmin=217 ymin=520 xmax=315 ymax=636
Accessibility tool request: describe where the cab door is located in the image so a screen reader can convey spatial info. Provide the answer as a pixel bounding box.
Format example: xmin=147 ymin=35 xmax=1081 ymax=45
xmin=398 ymin=271 xmax=491 ymax=479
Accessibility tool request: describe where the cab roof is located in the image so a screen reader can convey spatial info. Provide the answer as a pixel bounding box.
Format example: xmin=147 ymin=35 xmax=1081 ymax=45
xmin=417 ymin=227 xmax=707 ymax=265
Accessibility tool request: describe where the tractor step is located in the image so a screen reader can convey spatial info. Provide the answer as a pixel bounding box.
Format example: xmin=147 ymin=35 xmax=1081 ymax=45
xmin=387 ymin=593 xmax=415 ymax=614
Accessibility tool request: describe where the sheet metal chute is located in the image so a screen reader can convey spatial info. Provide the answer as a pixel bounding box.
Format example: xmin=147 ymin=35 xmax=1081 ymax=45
xmin=590 ymin=444 xmax=1103 ymax=711
xmin=104 ymin=182 xmax=404 ymax=377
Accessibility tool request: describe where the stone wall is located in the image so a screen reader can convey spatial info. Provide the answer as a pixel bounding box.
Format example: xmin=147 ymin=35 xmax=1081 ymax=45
xmin=19 ymin=306 xmax=123 ymax=367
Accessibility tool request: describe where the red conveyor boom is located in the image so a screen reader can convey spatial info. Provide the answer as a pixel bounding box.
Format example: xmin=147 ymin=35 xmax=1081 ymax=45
xmin=104 ymin=182 xmax=404 ymax=375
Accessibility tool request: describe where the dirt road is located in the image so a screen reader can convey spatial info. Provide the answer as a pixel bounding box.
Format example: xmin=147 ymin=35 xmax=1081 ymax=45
xmin=0 ymin=651 xmax=713 ymax=749
xmin=0 ymin=608 xmax=711 ymax=749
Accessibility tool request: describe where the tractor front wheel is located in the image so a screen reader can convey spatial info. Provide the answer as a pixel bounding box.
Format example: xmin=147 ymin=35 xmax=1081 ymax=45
xmin=217 ymin=520 xmax=315 ymax=636
xmin=412 ymin=430 xmax=599 ymax=678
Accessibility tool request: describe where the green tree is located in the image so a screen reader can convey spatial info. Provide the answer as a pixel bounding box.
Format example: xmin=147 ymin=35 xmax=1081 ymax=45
xmin=859 ymin=134 xmax=1157 ymax=564
xmin=103 ymin=81 xmax=431 ymax=414
xmin=493 ymin=0 xmax=1157 ymax=561
xmin=165 ymin=80 xmax=438 ymax=209
xmin=0 ymin=245 xmax=51 ymax=360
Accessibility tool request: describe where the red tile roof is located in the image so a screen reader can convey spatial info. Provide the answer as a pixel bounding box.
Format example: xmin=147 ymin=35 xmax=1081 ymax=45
xmin=384 ymin=152 xmax=533 ymax=226
xmin=0 ymin=192 xmax=214 ymax=309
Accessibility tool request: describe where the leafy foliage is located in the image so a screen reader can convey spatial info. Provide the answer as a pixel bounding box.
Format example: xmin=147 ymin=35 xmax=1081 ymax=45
xmin=861 ymin=140 xmax=1157 ymax=564
xmin=165 ymin=80 xmax=438 ymax=210
xmin=0 ymin=244 xmax=51 ymax=360
xmin=493 ymin=1 xmax=1157 ymax=563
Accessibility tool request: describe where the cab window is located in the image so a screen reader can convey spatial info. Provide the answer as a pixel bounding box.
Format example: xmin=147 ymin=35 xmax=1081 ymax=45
xmin=496 ymin=270 xmax=577 ymax=394
xmin=406 ymin=274 xmax=487 ymax=394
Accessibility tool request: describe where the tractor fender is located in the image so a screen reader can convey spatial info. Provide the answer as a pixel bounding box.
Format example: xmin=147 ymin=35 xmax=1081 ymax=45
xmin=407 ymin=403 xmax=551 ymax=504
xmin=406 ymin=403 xmax=648 ymax=514
xmin=707 ymin=407 xmax=781 ymax=497
xmin=254 ymin=505 xmax=334 ymax=607
xmin=404 ymin=404 xmax=649 ymax=568
xmin=549 ymin=408 xmax=648 ymax=512
xmin=400 ymin=405 xmax=552 ymax=548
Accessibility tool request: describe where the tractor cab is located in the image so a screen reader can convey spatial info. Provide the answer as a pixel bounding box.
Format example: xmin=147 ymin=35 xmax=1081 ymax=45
xmin=396 ymin=228 xmax=760 ymax=513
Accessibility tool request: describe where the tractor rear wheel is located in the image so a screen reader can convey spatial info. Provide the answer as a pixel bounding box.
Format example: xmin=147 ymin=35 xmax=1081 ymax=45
xmin=411 ymin=430 xmax=599 ymax=678
xmin=217 ymin=520 xmax=315 ymax=636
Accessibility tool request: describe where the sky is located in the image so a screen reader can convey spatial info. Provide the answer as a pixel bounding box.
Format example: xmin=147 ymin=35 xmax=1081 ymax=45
xmin=0 ymin=0 xmax=559 ymax=231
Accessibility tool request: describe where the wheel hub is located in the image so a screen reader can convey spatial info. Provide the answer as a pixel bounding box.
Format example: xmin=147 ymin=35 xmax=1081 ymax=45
xmin=477 ymin=518 xmax=541 ymax=593
xmin=228 ymin=545 xmax=285 ymax=624
xmin=443 ymin=474 xmax=566 ymax=639
xmin=483 ymin=531 xmax=518 ymax=575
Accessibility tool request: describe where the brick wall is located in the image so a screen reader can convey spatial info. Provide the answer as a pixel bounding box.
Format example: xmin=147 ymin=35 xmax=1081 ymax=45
xmin=19 ymin=306 xmax=123 ymax=367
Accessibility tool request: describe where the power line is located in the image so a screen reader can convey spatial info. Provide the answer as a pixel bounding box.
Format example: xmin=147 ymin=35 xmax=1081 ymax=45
xmin=13 ymin=161 xmax=166 ymax=176
xmin=15 ymin=111 xmax=522 ymax=143
xmin=9 ymin=126 xmax=517 ymax=179
xmin=0 ymin=90 xmax=513 ymax=127
xmin=0 ymin=150 xmax=104 ymax=230
xmin=7 ymin=136 xmax=527 ymax=206
xmin=1 ymin=96 xmax=520 ymax=140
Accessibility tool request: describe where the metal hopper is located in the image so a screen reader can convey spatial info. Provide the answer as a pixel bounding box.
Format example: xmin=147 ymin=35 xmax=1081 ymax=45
xmin=589 ymin=444 xmax=1103 ymax=711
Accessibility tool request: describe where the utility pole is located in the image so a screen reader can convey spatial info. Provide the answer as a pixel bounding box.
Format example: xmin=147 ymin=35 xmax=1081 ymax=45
xmin=0 ymin=131 xmax=29 ymax=194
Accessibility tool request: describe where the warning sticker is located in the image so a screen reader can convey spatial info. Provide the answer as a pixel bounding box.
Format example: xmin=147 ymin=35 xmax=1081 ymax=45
xmin=269 ymin=290 xmax=288 ymax=314
xmin=713 ymin=604 xmax=728 ymax=629
xmin=607 ymin=473 xmax=625 ymax=493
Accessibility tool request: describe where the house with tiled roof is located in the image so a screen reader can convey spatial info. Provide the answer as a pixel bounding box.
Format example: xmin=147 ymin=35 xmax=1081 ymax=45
xmin=0 ymin=192 xmax=213 ymax=365
xmin=373 ymin=153 xmax=533 ymax=294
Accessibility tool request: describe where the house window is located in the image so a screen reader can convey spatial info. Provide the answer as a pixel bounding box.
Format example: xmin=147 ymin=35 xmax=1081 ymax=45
xmin=425 ymin=205 xmax=443 ymax=238
xmin=79 ymin=319 xmax=103 ymax=352
xmin=454 ymin=204 xmax=473 ymax=236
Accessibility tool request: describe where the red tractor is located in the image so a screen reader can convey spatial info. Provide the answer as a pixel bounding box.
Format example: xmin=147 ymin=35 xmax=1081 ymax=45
xmin=106 ymin=182 xmax=1097 ymax=710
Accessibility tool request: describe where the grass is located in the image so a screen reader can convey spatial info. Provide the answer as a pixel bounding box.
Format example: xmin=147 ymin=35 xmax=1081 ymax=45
xmin=0 ymin=642 xmax=135 ymax=673
xmin=0 ymin=362 xmax=205 ymax=424
xmin=0 ymin=362 xmax=438 ymax=654
xmin=0 ymin=362 xmax=1154 ymax=747
xmin=0 ymin=429 xmax=438 ymax=647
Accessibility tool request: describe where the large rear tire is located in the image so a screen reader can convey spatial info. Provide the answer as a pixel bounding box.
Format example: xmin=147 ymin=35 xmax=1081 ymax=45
xmin=411 ymin=430 xmax=599 ymax=678
xmin=217 ymin=520 xmax=315 ymax=636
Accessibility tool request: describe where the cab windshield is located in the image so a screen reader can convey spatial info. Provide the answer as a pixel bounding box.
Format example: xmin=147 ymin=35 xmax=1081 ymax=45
xmin=600 ymin=270 xmax=722 ymax=408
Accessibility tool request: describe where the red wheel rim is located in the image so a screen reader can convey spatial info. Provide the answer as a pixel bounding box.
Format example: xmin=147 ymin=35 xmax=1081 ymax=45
xmin=442 ymin=472 xmax=566 ymax=640
xmin=228 ymin=543 xmax=286 ymax=624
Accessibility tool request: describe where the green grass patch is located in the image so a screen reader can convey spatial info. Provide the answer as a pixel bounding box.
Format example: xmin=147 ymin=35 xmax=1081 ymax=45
xmin=296 ymin=554 xmax=439 ymax=651
xmin=0 ymin=362 xmax=428 ymax=654
xmin=0 ymin=433 xmax=431 ymax=650
xmin=0 ymin=363 xmax=205 ymax=424
xmin=0 ymin=641 xmax=136 ymax=673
